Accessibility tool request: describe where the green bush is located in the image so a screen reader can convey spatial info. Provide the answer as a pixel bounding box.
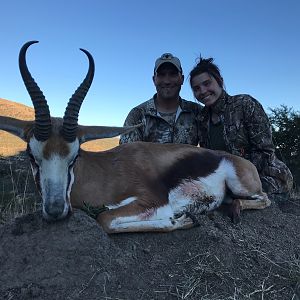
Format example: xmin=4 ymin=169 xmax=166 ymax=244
xmin=268 ymin=105 xmax=300 ymax=189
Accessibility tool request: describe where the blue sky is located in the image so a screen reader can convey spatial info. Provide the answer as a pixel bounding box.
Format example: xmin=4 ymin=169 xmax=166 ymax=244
xmin=1 ymin=0 xmax=299 ymax=126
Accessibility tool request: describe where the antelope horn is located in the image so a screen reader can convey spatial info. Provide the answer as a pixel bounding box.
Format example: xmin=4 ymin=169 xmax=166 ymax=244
xmin=19 ymin=40 xmax=51 ymax=141
xmin=62 ymin=48 xmax=95 ymax=142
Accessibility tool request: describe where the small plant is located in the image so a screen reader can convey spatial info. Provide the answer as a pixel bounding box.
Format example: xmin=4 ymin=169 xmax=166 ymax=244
xmin=0 ymin=153 xmax=40 ymax=223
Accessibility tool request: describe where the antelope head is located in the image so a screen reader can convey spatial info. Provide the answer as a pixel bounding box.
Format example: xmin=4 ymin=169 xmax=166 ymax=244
xmin=0 ymin=41 xmax=138 ymax=221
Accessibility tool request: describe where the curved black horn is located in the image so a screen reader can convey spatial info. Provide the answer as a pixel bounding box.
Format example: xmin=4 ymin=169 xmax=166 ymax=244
xmin=19 ymin=41 xmax=51 ymax=141
xmin=62 ymin=48 xmax=95 ymax=142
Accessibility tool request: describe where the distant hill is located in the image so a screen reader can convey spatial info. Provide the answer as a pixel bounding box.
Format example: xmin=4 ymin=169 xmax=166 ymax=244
xmin=0 ymin=98 xmax=34 ymax=120
xmin=0 ymin=98 xmax=118 ymax=156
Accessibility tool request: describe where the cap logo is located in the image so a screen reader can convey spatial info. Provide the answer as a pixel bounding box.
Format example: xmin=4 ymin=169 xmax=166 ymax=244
xmin=160 ymin=53 xmax=174 ymax=60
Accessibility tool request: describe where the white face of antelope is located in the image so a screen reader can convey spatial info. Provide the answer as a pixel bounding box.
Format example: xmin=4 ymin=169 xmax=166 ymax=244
xmin=28 ymin=135 xmax=80 ymax=221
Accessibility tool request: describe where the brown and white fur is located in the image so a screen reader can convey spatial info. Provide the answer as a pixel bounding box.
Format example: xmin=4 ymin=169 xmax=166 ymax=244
xmin=0 ymin=41 xmax=271 ymax=233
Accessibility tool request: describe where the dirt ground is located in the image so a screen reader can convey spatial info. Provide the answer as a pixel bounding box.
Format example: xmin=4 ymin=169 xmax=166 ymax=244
xmin=0 ymin=155 xmax=300 ymax=300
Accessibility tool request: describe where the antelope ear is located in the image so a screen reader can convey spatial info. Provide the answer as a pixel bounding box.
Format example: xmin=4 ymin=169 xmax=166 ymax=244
xmin=0 ymin=116 xmax=34 ymax=142
xmin=77 ymin=123 xmax=142 ymax=144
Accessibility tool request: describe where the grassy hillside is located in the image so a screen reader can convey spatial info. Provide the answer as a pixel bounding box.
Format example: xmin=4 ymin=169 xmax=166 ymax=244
xmin=0 ymin=98 xmax=119 ymax=156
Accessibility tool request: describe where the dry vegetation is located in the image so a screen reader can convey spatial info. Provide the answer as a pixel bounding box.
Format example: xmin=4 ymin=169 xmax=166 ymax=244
xmin=0 ymin=98 xmax=34 ymax=156
xmin=0 ymin=98 xmax=118 ymax=222
xmin=0 ymin=98 xmax=119 ymax=157
xmin=1 ymin=99 xmax=299 ymax=299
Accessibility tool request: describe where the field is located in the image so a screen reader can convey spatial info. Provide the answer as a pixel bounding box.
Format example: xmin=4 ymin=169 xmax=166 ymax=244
xmin=0 ymin=98 xmax=118 ymax=222
xmin=0 ymin=98 xmax=119 ymax=157
xmin=0 ymin=99 xmax=299 ymax=299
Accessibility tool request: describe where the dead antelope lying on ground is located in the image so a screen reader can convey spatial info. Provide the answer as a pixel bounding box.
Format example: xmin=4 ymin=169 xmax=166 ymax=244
xmin=0 ymin=41 xmax=271 ymax=233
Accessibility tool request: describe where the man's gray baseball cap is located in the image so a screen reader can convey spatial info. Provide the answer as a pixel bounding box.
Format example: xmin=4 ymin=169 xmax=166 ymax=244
xmin=154 ymin=53 xmax=182 ymax=73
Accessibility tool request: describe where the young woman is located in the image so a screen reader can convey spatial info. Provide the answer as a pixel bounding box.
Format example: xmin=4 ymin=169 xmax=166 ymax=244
xmin=189 ymin=57 xmax=293 ymax=199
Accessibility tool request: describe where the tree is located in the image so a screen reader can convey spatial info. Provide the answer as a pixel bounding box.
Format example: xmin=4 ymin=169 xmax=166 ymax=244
xmin=268 ymin=105 xmax=300 ymax=189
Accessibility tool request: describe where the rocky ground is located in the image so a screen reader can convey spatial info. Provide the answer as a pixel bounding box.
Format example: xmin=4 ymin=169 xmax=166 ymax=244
xmin=0 ymin=153 xmax=299 ymax=300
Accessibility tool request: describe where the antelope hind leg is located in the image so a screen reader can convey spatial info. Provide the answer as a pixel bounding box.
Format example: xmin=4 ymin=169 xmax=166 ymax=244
xmin=229 ymin=193 xmax=271 ymax=224
xmin=238 ymin=192 xmax=271 ymax=210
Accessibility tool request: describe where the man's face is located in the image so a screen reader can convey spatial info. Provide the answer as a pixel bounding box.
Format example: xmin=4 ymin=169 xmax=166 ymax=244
xmin=191 ymin=72 xmax=223 ymax=107
xmin=153 ymin=63 xmax=184 ymax=101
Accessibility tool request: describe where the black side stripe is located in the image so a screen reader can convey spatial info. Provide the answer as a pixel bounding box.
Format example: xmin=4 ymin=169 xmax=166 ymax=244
xmin=160 ymin=151 xmax=222 ymax=191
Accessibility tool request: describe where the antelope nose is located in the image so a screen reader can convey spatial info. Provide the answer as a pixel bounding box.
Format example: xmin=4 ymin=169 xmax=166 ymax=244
xmin=44 ymin=201 xmax=65 ymax=220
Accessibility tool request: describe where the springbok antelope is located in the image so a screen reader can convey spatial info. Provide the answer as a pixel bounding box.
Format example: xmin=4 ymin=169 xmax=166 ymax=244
xmin=0 ymin=41 xmax=271 ymax=233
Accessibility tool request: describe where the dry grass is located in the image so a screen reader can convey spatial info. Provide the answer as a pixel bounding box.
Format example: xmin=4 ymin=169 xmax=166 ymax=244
xmin=1 ymin=100 xmax=300 ymax=300
xmin=0 ymin=154 xmax=38 ymax=223
xmin=0 ymin=134 xmax=119 ymax=223
xmin=80 ymin=138 xmax=119 ymax=152
xmin=0 ymin=98 xmax=120 ymax=222
xmin=0 ymin=131 xmax=119 ymax=157
xmin=0 ymin=98 xmax=34 ymax=120
xmin=0 ymin=98 xmax=34 ymax=156
xmin=0 ymin=97 xmax=119 ymax=156
xmin=162 ymin=250 xmax=300 ymax=300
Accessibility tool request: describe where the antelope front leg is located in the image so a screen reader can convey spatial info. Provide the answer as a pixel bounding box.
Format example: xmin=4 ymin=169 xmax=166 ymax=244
xmin=96 ymin=202 xmax=195 ymax=234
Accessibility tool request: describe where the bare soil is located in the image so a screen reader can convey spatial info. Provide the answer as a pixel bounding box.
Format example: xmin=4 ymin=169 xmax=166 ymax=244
xmin=0 ymin=154 xmax=300 ymax=300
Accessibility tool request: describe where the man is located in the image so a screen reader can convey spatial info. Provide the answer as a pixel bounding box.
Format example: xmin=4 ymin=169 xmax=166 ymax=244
xmin=119 ymin=53 xmax=201 ymax=145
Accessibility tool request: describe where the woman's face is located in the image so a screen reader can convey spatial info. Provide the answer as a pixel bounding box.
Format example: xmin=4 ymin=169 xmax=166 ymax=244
xmin=191 ymin=72 xmax=223 ymax=107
